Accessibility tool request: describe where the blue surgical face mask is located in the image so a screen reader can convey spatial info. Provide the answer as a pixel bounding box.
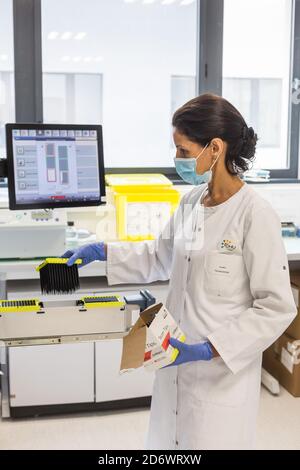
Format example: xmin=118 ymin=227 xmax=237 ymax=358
xmin=174 ymin=143 xmax=219 ymax=185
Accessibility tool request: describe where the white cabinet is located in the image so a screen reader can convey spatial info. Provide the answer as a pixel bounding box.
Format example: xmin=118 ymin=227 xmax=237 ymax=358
xmin=95 ymin=340 xmax=155 ymax=402
xmin=8 ymin=341 xmax=154 ymax=409
xmin=9 ymin=343 xmax=94 ymax=407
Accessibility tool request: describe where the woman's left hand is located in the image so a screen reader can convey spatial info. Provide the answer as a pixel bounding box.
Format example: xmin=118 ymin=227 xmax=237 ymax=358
xmin=168 ymin=338 xmax=213 ymax=366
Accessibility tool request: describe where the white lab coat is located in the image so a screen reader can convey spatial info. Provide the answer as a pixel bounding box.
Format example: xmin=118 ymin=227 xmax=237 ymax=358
xmin=106 ymin=183 xmax=296 ymax=450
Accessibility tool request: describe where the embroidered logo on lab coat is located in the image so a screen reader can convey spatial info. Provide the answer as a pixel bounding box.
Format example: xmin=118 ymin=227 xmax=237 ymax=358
xmin=219 ymin=239 xmax=237 ymax=252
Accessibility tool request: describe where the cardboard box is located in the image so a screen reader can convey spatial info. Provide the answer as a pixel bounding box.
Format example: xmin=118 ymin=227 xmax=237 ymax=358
xmin=263 ymin=332 xmax=300 ymax=397
xmin=120 ymin=302 xmax=186 ymax=373
xmin=286 ymin=271 xmax=300 ymax=339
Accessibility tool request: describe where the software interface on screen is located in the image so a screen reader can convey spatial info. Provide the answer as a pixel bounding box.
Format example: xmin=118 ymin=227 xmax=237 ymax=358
xmin=11 ymin=128 xmax=101 ymax=205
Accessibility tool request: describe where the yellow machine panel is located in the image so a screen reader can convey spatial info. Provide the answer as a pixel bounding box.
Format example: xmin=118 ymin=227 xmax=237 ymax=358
xmin=79 ymin=294 xmax=125 ymax=309
xmin=0 ymin=299 xmax=41 ymax=313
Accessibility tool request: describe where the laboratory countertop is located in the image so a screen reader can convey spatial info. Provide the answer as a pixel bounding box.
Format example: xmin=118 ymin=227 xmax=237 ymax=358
xmin=0 ymin=237 xmax=299 ymax=281
xmin=283 ymin=237 xmax=300 ymax=261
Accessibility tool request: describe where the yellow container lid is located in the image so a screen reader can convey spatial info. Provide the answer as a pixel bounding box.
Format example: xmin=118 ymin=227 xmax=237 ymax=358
xmin=105 ymin=173 xmax=173 ymax=188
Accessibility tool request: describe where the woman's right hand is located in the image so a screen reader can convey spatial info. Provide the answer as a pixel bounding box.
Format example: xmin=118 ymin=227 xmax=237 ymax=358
xmin=61 ymin=242 xmax=107 ymax=267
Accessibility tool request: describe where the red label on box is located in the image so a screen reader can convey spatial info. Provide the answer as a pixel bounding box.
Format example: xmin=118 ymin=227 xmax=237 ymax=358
xmin=144 ymin=351 xmax=152 ymax=362
xmin=162 ymin=332 xmax=170 ymax=351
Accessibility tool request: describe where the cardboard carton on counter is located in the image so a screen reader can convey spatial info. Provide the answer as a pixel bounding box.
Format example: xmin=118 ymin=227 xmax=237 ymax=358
xmin=263 ymin=332 xmax=300 ymax=397
xmin=120 ymin=302 xmax=186 ymax=372
xmin=287 ymin=271 xmax=300 ymax=339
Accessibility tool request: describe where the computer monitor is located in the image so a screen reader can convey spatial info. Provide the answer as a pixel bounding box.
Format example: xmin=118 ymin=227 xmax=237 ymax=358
xmin=6 ymin=123 xmax=106 ymax=210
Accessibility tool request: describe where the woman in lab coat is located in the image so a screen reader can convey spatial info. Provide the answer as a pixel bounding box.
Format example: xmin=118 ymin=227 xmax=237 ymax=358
xmin=64 ymin=93 xmax=296 ymax=450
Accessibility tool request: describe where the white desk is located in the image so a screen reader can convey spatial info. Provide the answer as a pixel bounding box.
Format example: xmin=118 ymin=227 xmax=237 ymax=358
xmin=0 ymin=237 xmax=299 ymax=282
xmin=0 ymin=237 xmax=298 ymax=303
xmin=283 ymin=238 xmax=300 ymax=261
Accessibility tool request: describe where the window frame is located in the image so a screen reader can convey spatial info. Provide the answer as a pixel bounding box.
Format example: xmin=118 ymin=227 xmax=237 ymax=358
xmin=8 ymin=0 xmax=300 ymax=182
xmin=270 ymin=0 xmax=300 ymax=180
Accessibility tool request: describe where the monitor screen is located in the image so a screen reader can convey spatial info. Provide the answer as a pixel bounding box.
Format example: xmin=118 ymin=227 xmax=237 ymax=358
xmin=6 ymin=124 xmax=105 ymax=210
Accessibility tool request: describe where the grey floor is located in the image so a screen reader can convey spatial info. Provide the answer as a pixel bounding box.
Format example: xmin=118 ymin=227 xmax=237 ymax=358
xmin=0 ymin=386 xmax=300 ymax=450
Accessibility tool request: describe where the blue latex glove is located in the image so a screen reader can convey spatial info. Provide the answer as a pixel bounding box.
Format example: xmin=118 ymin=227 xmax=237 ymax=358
xmin=62 ymin=242 xmax=107 ymax=267
xmin=168 ymin=337 xmax=213 ymax=366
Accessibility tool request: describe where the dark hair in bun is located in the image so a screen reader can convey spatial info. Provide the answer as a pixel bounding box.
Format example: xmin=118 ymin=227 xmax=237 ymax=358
xmin=172 ymin=93 xmax=258 ymax=175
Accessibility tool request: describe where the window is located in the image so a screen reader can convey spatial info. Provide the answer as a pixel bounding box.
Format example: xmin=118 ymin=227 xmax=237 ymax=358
xmin=43 ymin=73 xmax=103 ymax=124
xmin=6 ymin=0 xmax=299 ymax=180
xmin=171 ymin=75 xmax=196 ymax=117
xmin=41 ymin=0 xmax=198 ymax=169
xmin=222 ymin=0 xmax=293 ymax=172
xmin=171 ymin=75 xmax=196 ymax=147
xmin=223 ymin=78 xmax=282 ymax=149
xmin=0 ymin=0 xmax=15 ymax=158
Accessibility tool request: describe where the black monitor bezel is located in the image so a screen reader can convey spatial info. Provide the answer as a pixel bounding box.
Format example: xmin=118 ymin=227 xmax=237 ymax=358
xmin=6 ymin=123 xmax=106 ymax=210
